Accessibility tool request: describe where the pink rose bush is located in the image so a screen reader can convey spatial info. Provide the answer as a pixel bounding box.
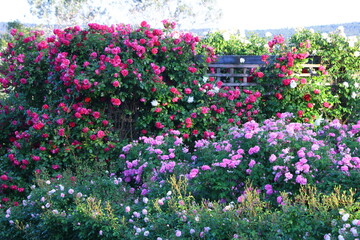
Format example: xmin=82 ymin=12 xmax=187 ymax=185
xmin=0 ymin=20 xmax=264 ymax=206
xmin=253 ymin=35 xmax=343 ymax=123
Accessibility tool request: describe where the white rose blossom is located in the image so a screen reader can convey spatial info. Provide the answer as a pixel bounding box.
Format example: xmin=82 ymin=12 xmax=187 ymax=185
xmin=342 ymin=213 xmax=350 ymax=221
xmin=151 ymin=100 xmax=159 ymax=106
xmin=290 ymin=80 xmax=297 ymax=88
xmin=351 ymin=92 xmax=357 ymax=99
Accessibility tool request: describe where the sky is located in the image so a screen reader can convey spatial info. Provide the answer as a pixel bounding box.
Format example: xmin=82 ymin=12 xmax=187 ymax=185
xmin=0 ymin=0 xmax=360 ymax=30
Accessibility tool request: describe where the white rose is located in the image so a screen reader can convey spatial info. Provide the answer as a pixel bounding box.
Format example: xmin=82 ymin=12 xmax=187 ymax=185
xmin=324 ymin=234 xmax=331 ymax=240
xmin=343 ymin=82 xmax=349 ymax=88
xmin=290 ymin=80 xmax=297 ymax=89
xmin=151 ymin=100 xmax=159 ymax=106
xmin=187 ymin=96 xmax=194 ymax=103
xmin=342 ymin=213 xmax=350 ymax=221
xmin=350 ymin=227 xmax=358 ymax=236
xmin=48 ymin=189 xmax=56 ymax=195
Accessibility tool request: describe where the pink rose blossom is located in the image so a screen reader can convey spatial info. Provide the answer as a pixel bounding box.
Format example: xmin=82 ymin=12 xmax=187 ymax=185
xmin=188 ymin=168 xmax=199 ymax=179
xmin=97 ymin=130 xmax=106 ymax=139
xmin=111 ymin=98 xmax=121 ymax=106
xmin=201 ymin=165 xmax=211 ymax=171
xmin=112 ymin=81 xmax=120 ymax=87
xmin=296 ymin=175 xmax=307 ymax=185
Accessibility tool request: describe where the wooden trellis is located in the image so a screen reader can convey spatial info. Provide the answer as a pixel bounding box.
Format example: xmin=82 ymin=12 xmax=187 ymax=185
xmin=207 ymin=55 xmax=323 ymax=87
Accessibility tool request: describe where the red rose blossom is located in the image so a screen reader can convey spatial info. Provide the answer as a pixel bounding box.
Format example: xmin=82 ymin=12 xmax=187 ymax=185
xmin=282 ymin=79 xmax=291 ymax=86
xmin=155 ymin=122 xmax=164 ymax=129
xmin=275 ymin=93 xmax=283 ymax=100
xmin=303 ymin=94 xmax=311 ymax=101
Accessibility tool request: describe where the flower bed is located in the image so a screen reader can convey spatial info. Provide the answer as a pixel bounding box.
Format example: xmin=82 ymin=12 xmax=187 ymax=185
xmin=0 ymin=21 xmax=359 ymax=239
xmin=0 ymin=116 xmax=359 ymax=239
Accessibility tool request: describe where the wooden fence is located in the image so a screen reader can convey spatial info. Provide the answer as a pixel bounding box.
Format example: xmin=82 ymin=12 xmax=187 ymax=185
xmin=207 ymin=55 xmax=322 ymax=87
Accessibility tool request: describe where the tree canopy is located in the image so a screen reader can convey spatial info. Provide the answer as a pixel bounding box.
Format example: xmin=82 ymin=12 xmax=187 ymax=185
xmin=27 ymin=0 xmax=108 ymax=28
xmin=27 ymin=0 xmax=221 ymax=29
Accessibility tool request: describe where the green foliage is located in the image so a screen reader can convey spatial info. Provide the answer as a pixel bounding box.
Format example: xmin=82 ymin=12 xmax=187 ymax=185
xmin=1 ymin=20 xmax=360 ymax=240
xmin=0 ymin=21 xmax=34 ymax=50
xmin=253 ymin=32 xmax=359 ymax=123
xmin=1 ymin=172 xmax=359 ymax=239
xmin=289 ymin=28 xmax=360 ymax=123
xmin=199 ymin=28 xmax=359 ymax=124
xmin=199 ymin=31 xmax=269 ymax=55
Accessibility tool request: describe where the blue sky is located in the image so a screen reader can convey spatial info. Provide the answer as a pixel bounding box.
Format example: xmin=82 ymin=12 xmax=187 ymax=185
xmin=1 ymin=0 xmax=360 ymax=30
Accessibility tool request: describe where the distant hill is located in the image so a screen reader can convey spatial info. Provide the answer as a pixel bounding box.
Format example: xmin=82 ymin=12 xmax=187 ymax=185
xmin=0 ymin=22 xmax=7 ymax=33
xmin=189 ymin=22 xmax=360 ymax=38
xmin=244 ymin=22 xmax=360 ymax=38
xmin=0 ymin=22 xmax=38 ymax=34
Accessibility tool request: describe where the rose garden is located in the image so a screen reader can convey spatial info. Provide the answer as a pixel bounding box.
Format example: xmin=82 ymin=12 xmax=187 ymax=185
xmin=0 ymin=20 xmax=359 ymax=239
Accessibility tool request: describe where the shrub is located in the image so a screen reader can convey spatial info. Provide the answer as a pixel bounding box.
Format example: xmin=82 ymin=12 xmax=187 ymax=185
xmin=0 ymin=21 xmax=359 ymax=239
xmin=1 ymin=172 xmax=359 ymax=240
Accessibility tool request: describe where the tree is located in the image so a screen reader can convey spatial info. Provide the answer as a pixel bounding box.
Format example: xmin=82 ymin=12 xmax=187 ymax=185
xmin=27 ymin=0 xmax=221 ymax=30
xmin=122 ymin=0 xmax=222 ymax=29
xmin=27 ymin=0 xmax=109 ymax=28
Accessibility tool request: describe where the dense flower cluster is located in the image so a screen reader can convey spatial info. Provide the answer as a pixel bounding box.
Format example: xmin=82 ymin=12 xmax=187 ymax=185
xmin=253 ymin=35 xmax=342 ymax=123
xmin=0 ymin=117 xmax=359 ymax=239
xmin=0 ymin=20 xmax=265 ymax=206
xmin=117 ymin=114 xmax=360 ymax=202
xmin=0 ymin=21 xmax=359 ymax=239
